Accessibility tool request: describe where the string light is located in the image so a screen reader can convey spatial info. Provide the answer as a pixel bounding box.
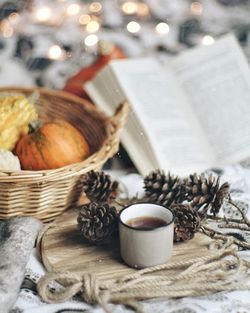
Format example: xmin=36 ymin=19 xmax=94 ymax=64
xmin=202 ymin=35 xmax=215 ymax=45
xmin=127 ymin=21 xmax=141 ymax=33
xmin=122 ymin=1 xmax=138 ymax=15
xmin=155 ymin=22 xmax=170 ymax=35
xmin=89 ymin=2 xmax=102 ymax=13
xmin=190 ymin=2 xmax=203 ymax=15
xmin=48 ymin=45 xmax=65 ymax=60
xmin=137 ymin=3 xmax=150 ymax=16
xmin=3 ymin=27 xmax=14 ymax=38
xmin=34 ymin=6 xmax=52 ymax=22
xmin=79 ymin=14 xmax=91 ymax=25
xmin=8 ymin=13 xmax=20 ymax=23
xmin=0 ymin=20 xmax=13 ymax=38
xmin=86 ymin=20 xmax=100 ymax=33
xmin=84 ymin=34 xmax=99 ymax=46
xmin=66 ymin=3 xmax=81 ymax=16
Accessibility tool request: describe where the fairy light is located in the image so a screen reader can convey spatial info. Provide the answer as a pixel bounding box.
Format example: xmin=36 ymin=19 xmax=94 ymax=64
xmin=66 ymin=3 xmax=81 ymax=16
xmin=127 ymin=21 xmax=141 ymax=33
xmin=86 ymin=20 xmax=100 ymax=33
xmin=122 ymin=1 xmax=138 ymax=15
xmin=1 ymin=20 xmax=14 ymax=38
xmin=190 ymin=2 xmax=203 ymax=15
xmin=155 ymin=22 xmax=170 ymax=35
xmin=3 ymin=27 xmax=13 ymax=38
xmin=84 ymin=34 xmax=99 ymax=46
xmin=89 ymin=2 xmax=102 ymax=13
xmin=202 ymin=35 xmax=215 ymax=45
xmin=48 ymin=45 xmax=65 ymax=60
xmin=34 ymin=6 xmax=52 ymax=22
xmin=8 ymin=13 xmax=20 ymax=23
xmin=137 ymin=3 xmax=149 ymax=16
xmin=79 ymin=14 xmax=91 ymax=25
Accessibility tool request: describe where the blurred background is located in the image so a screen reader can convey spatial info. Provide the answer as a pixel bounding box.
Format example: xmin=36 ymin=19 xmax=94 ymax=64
xmin=1 ymin=0 xmax=250 ymax=90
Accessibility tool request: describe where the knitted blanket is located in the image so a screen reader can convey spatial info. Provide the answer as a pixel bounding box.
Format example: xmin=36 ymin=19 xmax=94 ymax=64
xmin=0 ymin=217 xmax=42 ymax=313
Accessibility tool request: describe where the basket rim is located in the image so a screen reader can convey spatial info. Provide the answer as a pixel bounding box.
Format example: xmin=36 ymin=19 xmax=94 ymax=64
xmin=0 ymin=86 xmax=103 ymax=116
xmin=0 ymin=87 xmax=125 ymax=181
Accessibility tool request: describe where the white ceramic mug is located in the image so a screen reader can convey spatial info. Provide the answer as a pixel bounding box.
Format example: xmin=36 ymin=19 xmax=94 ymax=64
xmin=119 ymin=203 xmax=174 ymax=268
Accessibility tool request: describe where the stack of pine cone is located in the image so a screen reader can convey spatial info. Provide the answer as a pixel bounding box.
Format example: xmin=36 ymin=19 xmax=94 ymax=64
xmin=77 ymin=169 xmax=230 ymax=245
xmin=77 ymin=171 xmax=120 ymax=245
xmin=144 ymin=170 xmax=230 ymax=242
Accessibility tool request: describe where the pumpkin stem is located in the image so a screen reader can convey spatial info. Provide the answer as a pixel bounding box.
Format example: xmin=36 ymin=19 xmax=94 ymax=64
xmin=28 ymin=120 xmax=40 ymax=133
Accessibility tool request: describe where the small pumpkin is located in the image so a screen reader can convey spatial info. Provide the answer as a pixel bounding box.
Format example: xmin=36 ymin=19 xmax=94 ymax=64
xmin=14 ymin=119 xmax=90 ymax=170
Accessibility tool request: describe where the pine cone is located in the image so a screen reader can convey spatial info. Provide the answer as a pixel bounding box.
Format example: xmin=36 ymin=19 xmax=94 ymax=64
xmin=77 ymin=202 xmax=118 ymax=245
xmin=183 ymin=173 xmax=230 ymax=216
xmin=211 ymin=182 xmax=230 ymax=216
xmin=81 ymin=170 xmax=119 ymax=203
xmin=144 ymin=170 xmax=182 ymax=206
xmin=171 ymin=204 xmax=201 ymax=242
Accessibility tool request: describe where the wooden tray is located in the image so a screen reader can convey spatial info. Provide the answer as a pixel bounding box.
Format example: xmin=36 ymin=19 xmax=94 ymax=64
xmin=38 ymin=209 xmax=213 ymax=281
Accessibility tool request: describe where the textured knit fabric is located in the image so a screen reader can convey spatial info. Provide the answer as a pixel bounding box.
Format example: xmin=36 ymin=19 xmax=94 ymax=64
xmin=0 ymin=217 xmax=42 ymax=313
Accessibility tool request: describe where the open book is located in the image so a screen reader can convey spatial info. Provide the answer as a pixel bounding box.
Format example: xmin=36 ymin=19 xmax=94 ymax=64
xmin=85 ymin=34 xmax=250 ymax=176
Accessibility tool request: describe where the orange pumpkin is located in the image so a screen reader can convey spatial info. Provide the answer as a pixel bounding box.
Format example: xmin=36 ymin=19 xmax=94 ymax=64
xmin=14 ymin=119 xmax=90 ymax=170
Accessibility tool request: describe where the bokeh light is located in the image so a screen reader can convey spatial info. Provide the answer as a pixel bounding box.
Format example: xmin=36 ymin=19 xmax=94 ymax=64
xmin=202 ymin=35 xmax=215 ymax=45
xmin=66 ymin=3 xmax=81 ymax=16
xmin=89 ymin=2 xmax=102 ymax=13
xmin=34 ymin=6 xmax=52 ymax=22
xmin=85 ymin=34 xmax=99 ymax=46
xmin=122 ymin=1 xmax=138 ymax=15
xmin=48 ymin=45 xmax=64 ymax=60
xmin=155 ymin=22 xmax=170 ymax=35
xmin=86 ymin=20 xmax=100 ymax=33
xmin=79 ymin=14 xmax=91 ymax=25
xmin=127 ymin=21 xmax=141 ymax=33
xmin=137 ymin=3 xmax=150 ymax=16
xmin=191 ymin=2 xmax=203 ymax=15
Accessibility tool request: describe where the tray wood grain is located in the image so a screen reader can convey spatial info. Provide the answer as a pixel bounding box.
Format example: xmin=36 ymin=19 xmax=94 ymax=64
xmin=38 ymin=210 xmax=213 ymax=281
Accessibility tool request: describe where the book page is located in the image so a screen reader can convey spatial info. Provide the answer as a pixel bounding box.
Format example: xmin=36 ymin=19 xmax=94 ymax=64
xmin=173 ymin=34 xmax=250 ymax=165
xmin=108 ymin=58 xmax=212 ymax=175
xmin=85 ymin=67 xmax=160 ymax=175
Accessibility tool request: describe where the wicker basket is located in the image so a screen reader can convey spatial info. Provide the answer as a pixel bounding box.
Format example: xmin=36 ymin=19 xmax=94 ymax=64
xmin=0 ymin=87 xmax=129 ymax=222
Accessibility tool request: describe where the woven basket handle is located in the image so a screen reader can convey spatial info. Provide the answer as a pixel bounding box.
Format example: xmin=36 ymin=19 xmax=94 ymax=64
xmin=104 ymin=101 xmax=130 ymax=157
xmin=75 ymin=101 xmax=130 ymax=175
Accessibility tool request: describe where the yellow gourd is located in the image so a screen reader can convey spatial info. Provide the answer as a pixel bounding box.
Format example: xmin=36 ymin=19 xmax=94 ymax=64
xmin=0 ymin=94 xmax=38 ymax=150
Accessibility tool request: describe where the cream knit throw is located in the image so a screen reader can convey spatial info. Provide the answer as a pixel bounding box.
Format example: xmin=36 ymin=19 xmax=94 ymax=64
xmin=0 ymin=217 xmax=42 ymax=313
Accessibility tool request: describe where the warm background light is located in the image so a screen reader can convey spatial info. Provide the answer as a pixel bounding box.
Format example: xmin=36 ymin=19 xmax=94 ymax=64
xmin=79 ymin=14 xmax=91 ymax=25
xmin=34 ymin=6 xmax=52 ymax=22
xmin=8 ymin=13 xmax=20 ymax=23
xmin=137 ymin=3 xmax=149 ymax=16
xmin=89 ymin=2 xmax=102 ymax=13
xmin=66 ymin=3 xmax=81 ymax=16
xmin=48 ymin=45 xmax=64 ymax=60
xmin=202 ymin=35 xmax=215 ymax=45
xmin=191 ymin=2 xmax=203 ymax=15
xmin=86 ymin=20 xmax=100 ymax=33
xmin=127 ymin=21 xmax=141 ymax=33
xmin=84 ymin=34 xmax=99 ymax=46
xmin=0 ymin=20 xmax=14 ymax=38
xmin=155 ymin=22 xmax=170 ymax=35
xmin=122 ymin=1 xmax=138 ymax=15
